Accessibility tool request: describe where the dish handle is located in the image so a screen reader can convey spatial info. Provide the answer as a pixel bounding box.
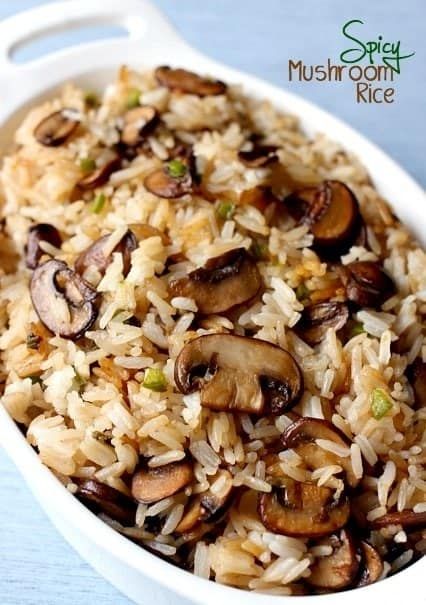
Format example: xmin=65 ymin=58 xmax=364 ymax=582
xmin=0 ymin=0 xmax=195 ymax=116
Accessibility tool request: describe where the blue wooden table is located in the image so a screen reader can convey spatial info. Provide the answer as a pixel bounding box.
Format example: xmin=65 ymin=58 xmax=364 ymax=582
xmin=0 ymin=1 xmax=424 ymax=604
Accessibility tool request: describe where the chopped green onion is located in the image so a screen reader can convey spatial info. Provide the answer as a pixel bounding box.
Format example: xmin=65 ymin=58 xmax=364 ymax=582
xmin=295 ymin=283 xmax=310 ymax=302
xmin=90 ymin=193 xmax=106 ymax=213
xmin=350 ymin=321 xmax=365 ymax=338
xmin=370 ymin=388 xmax=393 ymax=420
xmin=251 ymin=241 xmax=269 ymax=260
xmin=166 ymin=159 xmax=187 ymax=179
xmin=26 ymin=332 xmax=40 ymax=349
xmin=73 ymin=371 xmax=86 ymax=393
xmin=84 ymin=91 xmax=99 ymax=108
xmin=126 ymin=88 xmax=141 ymax=109
xmin=79 ymin=157 xmax=96 ymax=173
xmin=217 ymin=201 xmax=235 ymax=220
xmin=143 ymin=368 xmax=167 ymax=392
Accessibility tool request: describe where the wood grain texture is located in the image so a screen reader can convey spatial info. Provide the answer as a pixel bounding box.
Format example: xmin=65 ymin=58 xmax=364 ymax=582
xmin=0 ymin=1 xmax=424 ymax=604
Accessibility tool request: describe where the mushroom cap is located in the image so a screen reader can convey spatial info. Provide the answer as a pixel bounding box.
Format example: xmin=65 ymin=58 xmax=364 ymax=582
xmin=174 ymin=333 xmax=303 ymax=415
xmin=25 ymin=223 xmax=62 ymax=270
xmin=356 ymin=541 xmax=383 ymax=587
xmin=120 ymin=105 xmax=159 ymax=146
xmin=295 ymin=301 xmax=349 ymax=346
xmin=155 ymin=66 xmax=226 ymax=96
xmin=258 ymin=479 xmax=350 ymax=537
xmin=77 ymin=479 xmax=136 ymax=525
xmin=282 ymin=417 xmax=360 ymax=488
xmin=34 ymin=108 xmax=80 ymax=146
xmin=75 ymin=230 xmax=137 ymax=279
xmin=169 ymin=248 xmax=262 ymax=315
xmin=30 ymin=259 xmax=98 ymax=340
xmin=307 ymin=529 xmax=359 ymax=589
xmin=131 ymin=459 xmax=193 ymax=504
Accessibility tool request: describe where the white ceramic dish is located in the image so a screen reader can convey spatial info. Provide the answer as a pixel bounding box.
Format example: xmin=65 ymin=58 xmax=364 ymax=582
xmin=0 ymin=1 xmax=424 ymax=604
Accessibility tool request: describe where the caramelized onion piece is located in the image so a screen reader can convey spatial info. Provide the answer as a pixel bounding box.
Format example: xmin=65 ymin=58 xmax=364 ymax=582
xmin=175 ymin=334 xmax=303 ymax=415
xmin=258 ymin=479 xmax=350 ymax=537
xmin=34 ymin=108 xmax=79 ymax=146
xmin=131 ymin=460 xmax=193 ymax=504
xmin=77 ymin=479 xmax=136 ymax=525
xmin=284 ymin=180 xmax=361 ymax=257
xmin=155 ymin=66 xmax=226 ymax=96
xmin=30 ymin=259 xmax=98 ymax=340
xmin=295 ymin=301 xmax=349 ymax=345
xmin=25 ymin=223 xmax=62 ymax=269
xmin=75 ymin=230 xmax=137 ymax=279
xmin=282 ymin=417 xmax=360 ymax=488
xmin=169 ymin=248 xmax=262 ymax=315
xmin=77 ymin=153 xmax=121 ymax=190
xmin=120 ymin=105 xmax=159 ymax=146
xmin=340 ymin=261 xmax=396 ymax=308
xmin=356 ymin=541 xmax=383 ymax=587
xmin=307 ymin=529 xmax=359 ymax=589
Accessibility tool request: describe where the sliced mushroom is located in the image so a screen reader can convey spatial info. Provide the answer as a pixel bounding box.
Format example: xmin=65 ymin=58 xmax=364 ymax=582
xmin=369 ymin=510 xmax=426 ymax=529
xmin=174 ymin=334 xmax=303 ymax=415
xmin=356 ymin=541 xmax=383 ymax=587
xmin=307 ymin=529 xmax=359 ymax=589
xmin=25 ymin=223 xmax=62 ymax=269
xmin=238 ymin=145 xmax=278 ymax=168
xmin=284 ymin=180 xmax=361 ymax=257
xmin=295 ymin=301 xmax=349 ymax=346
xmin=258 ymin=479 xmax=350 ymax=537
xmin=120 ymin=105 xmax=159 ymax=147
xmin=34 ymin=108 xmax=80 ymax=146
xmin=144 ymin=163 xmax=192 ymax=199
xmin=175 ymin=469 xmax=233 ymax=533
xmin=169 ymin=248 xmax=262 ymax=315
xmin=155 ymin=66 xmax=226 ymax=96
xmin=407 ymin=358 xmax=426 ymax=409
xmin=282 ymin=417 xmax=359 ymax=488
xmin=77 ymin=152 xmax=121 ymax=190
xmin=339 ymin=261 xmax=395 ymax=308
xmin=75 ymin=230 xmax=137 ymax=279
xmin=77 ymin=479 xmax=136 ymax=525
xmin=131 ymin=459 xmax=193 ymax=504
xmin=30 ymin=259 xmax=98 ymax=339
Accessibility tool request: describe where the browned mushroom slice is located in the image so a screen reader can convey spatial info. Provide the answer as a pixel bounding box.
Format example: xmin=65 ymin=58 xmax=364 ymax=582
xmin=30 ymin=259 xmax=98 ymax=340
xmin=356 ymin=541 xmax=383 ymax=587
xmin=295 ymin=301 xmax=349 ymax=346
xmin=77 ymin=152 xmax=121 ymax=190
xmin=407 ymin=358 xmax=426 ymax=409
xmin=175 ymin=470 xmax=233 ymax=533
xmin=258 ymin=479 xmax=350 ymax=537
xmin=131 ymin=460 xmax=193 ymax=504
xmin=282 ymin=417 xmax=359 ymax=488
xmin=25 ymin=223 xmax=62 ymax=269
xmin=120 ymin=105 xmax=159 ymax=147
xmin=155 ymin=66 xmax=226 ymax=96
xmin=144 ymin=162 xmax=192 ymax=199
xmin=169 ymin=248 xmax=262 ymax=315
xmin=75 ymin=230 xmax=137 ymax=279
xmin=174 ymin=334 xmax=303 ymax=415
xmin=284 ymin=180 xmax=361 ymax=257
xmin=307 ymin=529 xmax=359 ymax=589
xmin=34 ymin=108 xmax=80 ymax=146
xmin=369 ymin=510 xmax=426 ymax=529
xmin=77 ymin=479 xmax=136 ymax=525
xmin=238 ymin=145 xmax=278 ymax=168
xmin=340 ymin=261 xmax=395 ymax=308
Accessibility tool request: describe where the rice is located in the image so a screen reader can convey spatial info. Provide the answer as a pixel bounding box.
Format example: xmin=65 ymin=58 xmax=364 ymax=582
xmin=0 ymin=63 xmax=424 ymax=597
